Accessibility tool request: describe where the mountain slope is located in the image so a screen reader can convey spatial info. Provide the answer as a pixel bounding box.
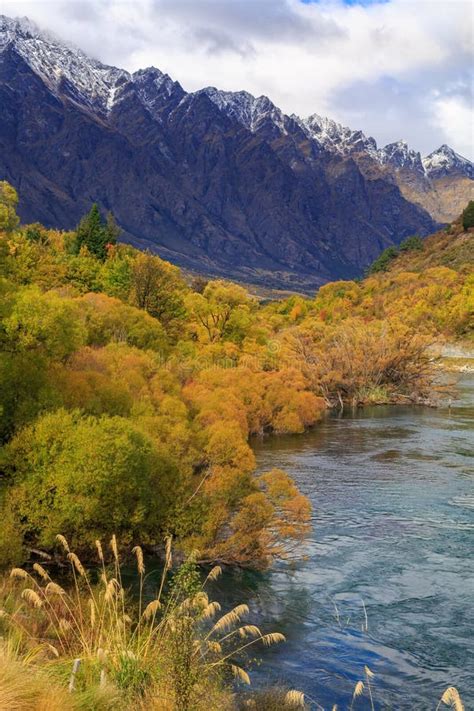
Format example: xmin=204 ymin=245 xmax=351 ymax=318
xmin=297 ymin=115 xmax=473 ymax=224
xmin=382 ymin=221 xmax=473 ymax=276
xmin=1 ymin=15 xmax=470 ymax=289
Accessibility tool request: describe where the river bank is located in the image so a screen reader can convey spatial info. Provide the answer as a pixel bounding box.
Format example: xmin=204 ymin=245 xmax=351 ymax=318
xmin=433 ymin=341 xmax=474 ymax=373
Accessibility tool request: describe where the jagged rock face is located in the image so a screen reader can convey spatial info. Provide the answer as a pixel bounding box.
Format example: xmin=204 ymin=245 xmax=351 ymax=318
xmin=0 ymin=15 xmax=128 ymax=113
xmin=295 ymin=112 xmax=473 ymax=224
xmin=1 ymin=15 xmax=471 ymax=289
xmin=422 ymin=145 xmax=474 ymax=180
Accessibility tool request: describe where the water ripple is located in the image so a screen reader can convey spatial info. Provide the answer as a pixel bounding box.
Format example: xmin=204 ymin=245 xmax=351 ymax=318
xmin=235 ymin=375 xmax=474 ymax=709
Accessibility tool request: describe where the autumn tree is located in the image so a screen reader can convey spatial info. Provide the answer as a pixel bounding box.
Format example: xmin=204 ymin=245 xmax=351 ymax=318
xmin=0 ymin=181 xmax=20 ymax=233
xmin=0 ymin=287 xmax=86 ymax=441
xmin=99 ymin=251 xmax=132 ymax=300
xmin=286 ymin=318 xmax=434 ymax=406
xmin=78 ymin=292 xmax=168 ymax=352
xmin=24 ymin=222 xmax=50 ymax=245
xmin=198 ymin=468 xmax=312 ymax=569
xmin=2 ymin=286 xmax=86 ymax=359
xmin=186 ymin=280 xmax=254 ymax=343
xmin=66 ymin=250 xmax=102 ymax=292
xmin=2 ymin=410 xmax=180 ymax=553
xmin=131 ymin=252 xmax=187 ymax=335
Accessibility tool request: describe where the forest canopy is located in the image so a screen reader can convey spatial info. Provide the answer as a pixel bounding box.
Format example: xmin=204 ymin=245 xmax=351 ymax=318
xmin=0 ymin=182 xmax=472 ymax=569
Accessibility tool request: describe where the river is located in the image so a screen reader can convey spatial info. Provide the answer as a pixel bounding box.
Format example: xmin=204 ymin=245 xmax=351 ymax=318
xmin=210 ymin=375 xmax=474 ymax=710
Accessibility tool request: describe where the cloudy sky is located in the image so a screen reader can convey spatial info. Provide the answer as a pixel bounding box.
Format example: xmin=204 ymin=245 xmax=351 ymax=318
xmin=3 ymin=0 xmax=473 ymax=158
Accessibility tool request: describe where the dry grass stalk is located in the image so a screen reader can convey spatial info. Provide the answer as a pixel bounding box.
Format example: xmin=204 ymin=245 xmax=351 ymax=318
xmin=349 ymin=680 xmax=364 ymax=711
xmin=205 ymin=566 xmax=222 ymax=583
xmin=68 ymin=552 xmax=86 ymax=577
xmin=165 ymin=536 xmax=172 ymax=569
xmin=436 ymin=687 xmax=465 ymax=711
xmin=89 ymin=598 xmax=96 ymax=629
xmin=143 ymin=599 xmax=161 ymax=621
xmin=201 ymin=602 xmax=221 ymax=620
xmin=21 ymin=589 xmax=42 ymax=609
xmin=211 ymin=604 xmax=249 ymax=634
xmin=231 ymin=664 xmax=250 ymax=685
xmin=132 ymin=546 xmax=145 ymax=575
xmin=110 ymin=535 xmax=119 ymax=562
xmin=238 ymin=625 xmax=261 ymax=639
xmin=364 ymin=665 xmax=375 ymax=711
xmin=55 ymin=534 xmax=70 ymax=553
xmin=285 ymin=689 xmax=306 ymax=707
xmin=32 ymin=563 xmax=50 ymax=582
xmin=45 ymin=582 xmax=65 ymax=596
xmin=261 ymin=632 xmax=286 ymax=647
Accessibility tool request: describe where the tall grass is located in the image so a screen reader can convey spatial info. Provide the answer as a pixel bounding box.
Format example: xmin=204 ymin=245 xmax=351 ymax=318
xmin=0 ymin=536 xmax=466 ymax=710
xmin=0 ymin=535 xmax=287 ymax=711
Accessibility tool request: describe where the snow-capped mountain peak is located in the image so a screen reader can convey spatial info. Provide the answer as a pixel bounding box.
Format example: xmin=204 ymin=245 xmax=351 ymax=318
xmin=296 ymin=113 xmax=380 ymax=160
xmin=1 ymin=13 xmax=472 ymax=185
xmin=422 ymin=144 xmax=474 ymax=179
xmin=200 ymin=87 xmax=288 ymax=134
xmin=0 ymin=14 xmax=128 ymax=113
xmin=133 ymin=67 xmax=177 ymax=96
xmin=0 ymin=14 xmax=38 ymax=40
xmin=130 ymin=67 xmax=184 ymax=119
xmin=379 ymin=140 xmax=424 ymax=173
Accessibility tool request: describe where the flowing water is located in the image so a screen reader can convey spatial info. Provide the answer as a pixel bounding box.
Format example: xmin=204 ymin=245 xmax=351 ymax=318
xmin=210 ymin=375 xmax=474 ymax=710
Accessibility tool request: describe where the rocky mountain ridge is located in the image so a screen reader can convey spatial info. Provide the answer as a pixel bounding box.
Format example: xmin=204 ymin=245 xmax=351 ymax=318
xmin=0 ymin=14 xmax=472 ymax=289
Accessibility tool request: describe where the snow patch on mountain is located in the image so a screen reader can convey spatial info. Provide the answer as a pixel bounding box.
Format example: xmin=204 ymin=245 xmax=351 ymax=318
xmin=130 ymin=67 xmax=184 ymax=119
xmin=297 ymin=114 xmax=473 ymax=179
xmin=379 ymin=140 xmax=424 ymax=173
xmin=422 ymin=144 xmax=474 ymax=179
xmin=1 ymin=13 xmax=472 ymax=182
xmin=296 ymin=113 xmax=380 ymax=160
xmin=0 ymin=15 xmax=128 ymax=112
xmin=200 ymin=87 xmax=288 ymax=134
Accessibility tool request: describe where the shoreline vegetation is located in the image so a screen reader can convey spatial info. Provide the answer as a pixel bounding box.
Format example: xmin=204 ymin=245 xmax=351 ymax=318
xmin=0 ymin=536 xmax=467 ymax=711
xmin=0 ymin=182 xmax=472 ymax=709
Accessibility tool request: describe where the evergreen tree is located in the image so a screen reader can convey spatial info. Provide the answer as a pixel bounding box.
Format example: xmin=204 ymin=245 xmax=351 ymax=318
xmin=461 ymin=200 xmax=474 ymax=231
xmin=74 ymin=204 xmax=110 ymax=260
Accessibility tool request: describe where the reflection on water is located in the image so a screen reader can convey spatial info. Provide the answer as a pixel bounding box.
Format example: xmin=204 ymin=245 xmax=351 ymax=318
xmin=210 ymin=376 xmax=474 ymax=710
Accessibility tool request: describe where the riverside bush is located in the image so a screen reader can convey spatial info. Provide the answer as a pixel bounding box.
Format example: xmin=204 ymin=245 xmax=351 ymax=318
xmin=0 ymin=184 xmax=472 ymax=570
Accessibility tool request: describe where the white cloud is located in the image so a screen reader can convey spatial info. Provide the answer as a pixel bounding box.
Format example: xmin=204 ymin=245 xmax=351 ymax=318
xmin=2 ymin=0 xmax=473 ymax=158
xmin=433 ymin=95 xmax=474 ymax=157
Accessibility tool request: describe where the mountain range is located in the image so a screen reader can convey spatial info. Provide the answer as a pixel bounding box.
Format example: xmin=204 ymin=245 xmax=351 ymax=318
xmin=0 ymin=15 xmax=472 ymax=289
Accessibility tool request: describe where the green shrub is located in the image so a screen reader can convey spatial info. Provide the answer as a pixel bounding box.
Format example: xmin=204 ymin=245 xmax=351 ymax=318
xmin=461 ymin=200 xmax=474 ymax=230
xmin=0 ymin=506 xmax=25 ymax=568
xmin=399 ymin=235 xmax=424 ymax=252
xmin=1 ymin=410 xmax=180 ymax=558
xmin=366 ymin=246 xmax=399 ymax=274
